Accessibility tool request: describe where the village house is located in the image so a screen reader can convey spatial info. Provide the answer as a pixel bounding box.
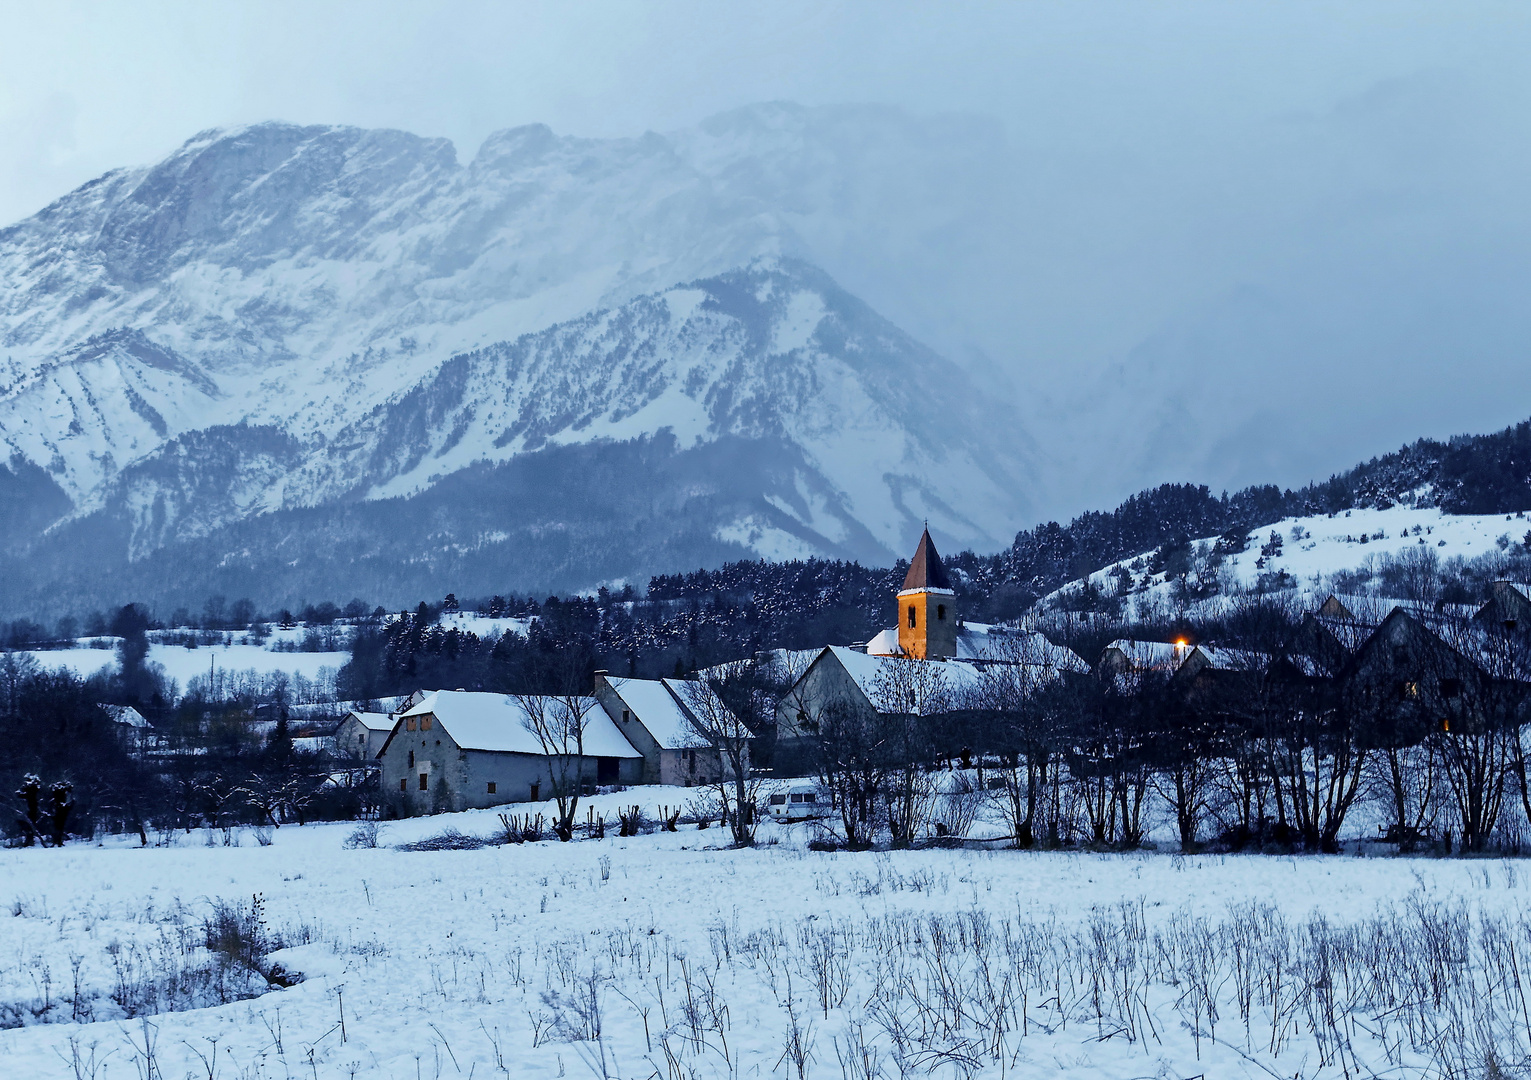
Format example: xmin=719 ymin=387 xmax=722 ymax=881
xmin=592 ymin=674 xmax=732 ymax=787
xmin=334 ymin=709 xmax=396 ymax=760
xmin=1476 ymin=581 xmax=1531 ymax=631
xmin=378 ymin=690 xmax=643 ymax=817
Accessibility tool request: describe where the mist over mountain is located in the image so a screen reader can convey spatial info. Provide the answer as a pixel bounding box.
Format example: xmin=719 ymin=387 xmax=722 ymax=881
xmin=0 ymin=113 xmax=1039 ymax=614
xmin=4 ymin=99 xmax=1528 ymax=618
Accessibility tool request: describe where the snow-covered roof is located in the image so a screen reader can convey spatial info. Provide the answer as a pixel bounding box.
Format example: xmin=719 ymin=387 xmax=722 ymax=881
xmin=955 ymin=625 xmax=1090 ymax=671
xmin=1103 ymin=640 xmax=1191 ymax=671
xmin=345 ymin=710 xmax=396 ymax=732
xmin=400 ymin=691 xmax=640 ymax=757
xmin=604 ymin=677 xmax=708 ymax=749
xmin=1187 ymin=646 xmax=1269 ymax=672
xmin=104 ymin=705 xmax=148 ymax=728
xmin=864 ymin=623 xmax=1086 ymax=672
xmin=821 ymin=645 xmax=983 ymax=708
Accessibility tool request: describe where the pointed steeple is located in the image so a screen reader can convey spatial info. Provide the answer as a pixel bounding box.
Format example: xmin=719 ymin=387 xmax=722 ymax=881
xmin=901 ymin=527 xmax=952 ymax=592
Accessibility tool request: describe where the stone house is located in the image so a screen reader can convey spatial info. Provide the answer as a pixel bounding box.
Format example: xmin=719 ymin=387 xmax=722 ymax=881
xmin=593 ymin=674 xmax=730 ymax=787
xmin=378 ymin=690 xmax=642 ymax=817
xmin=334 ymin=710 xmax=396 ymax=760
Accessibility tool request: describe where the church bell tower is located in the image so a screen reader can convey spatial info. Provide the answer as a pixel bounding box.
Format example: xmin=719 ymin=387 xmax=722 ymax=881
xmin=897 ymin=527 xmax=957 ymax=659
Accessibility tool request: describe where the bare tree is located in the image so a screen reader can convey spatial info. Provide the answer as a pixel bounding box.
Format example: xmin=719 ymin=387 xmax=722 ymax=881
xmin=868 ymin=658 xmax=951 ymax=846
xmin=964 ymin=632 xmax=1066 ymax=846
xmin=1424 ymin=612 xmax=1528 ymax=852
xmin=808 ymin=698 xmax=889 ymax=848
xmin=1363 ymin=741 xmax=1440 ymax=851
xmin=678 ymin=661 xmax=768 ymax=846
xmin=517 ymin=692 xmax=599 ymax=842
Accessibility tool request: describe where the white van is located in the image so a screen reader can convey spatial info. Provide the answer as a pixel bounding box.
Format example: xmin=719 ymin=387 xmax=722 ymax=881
xmin=768 ymin=783 xmax=825 ymax=821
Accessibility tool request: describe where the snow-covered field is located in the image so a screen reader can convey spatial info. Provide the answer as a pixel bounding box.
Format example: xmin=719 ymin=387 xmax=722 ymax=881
xmin=25 ymin=643 xmax=350 ymax=688
xmin=5 ymin=790 xmax=1531 ymax=1078
xmin=1044 ymin=505 xmax=1531 ymax=618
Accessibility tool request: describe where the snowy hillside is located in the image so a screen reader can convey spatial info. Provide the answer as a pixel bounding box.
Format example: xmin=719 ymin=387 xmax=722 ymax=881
xmin=1039 ymin=505 xmax=1531 ymax=618
xmin=0 ymin=116 xmax=1036 ymax=609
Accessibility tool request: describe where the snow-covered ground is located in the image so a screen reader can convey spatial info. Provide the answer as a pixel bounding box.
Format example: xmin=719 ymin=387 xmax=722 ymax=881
xmin=25 ymin=641 xmax=350 ymax=689
xmin=4 ymin=788 xmax=1530 ymax=1078
xmin=433 ymin=612 xmax=534 ymax=639
xmin=1043 ymin=505 xmax=1531 ymax=619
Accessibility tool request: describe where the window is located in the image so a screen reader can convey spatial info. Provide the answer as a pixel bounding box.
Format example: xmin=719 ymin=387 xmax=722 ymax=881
xmin=418 ymin=773 xmax=428 ymax=791
xmin=486 ymin=781 xmax=497 ymax=794
xmin=622 ymin=709 xmax=630 ymax=723
xmin=406 ymin=717 xmax=417 ymax=731
xmin=769 ymin=794 xmax=787 ymax=805
xmin=937 ymin=604 xmax=946 ymax=621
xmin=421 ymin=715 xmax=432 ymax=731
xmin=1440 ymin=678 xmax=1463 ymax=699
xmin=400 ymin=778 xmax=407 ymax=792
xmin=409 ymin=750 xmax=415 ymax=767
xmin=530 ymin=782 xmax=540 ymax=801
xmin=908 ymin=605 xmax=917 ymax=628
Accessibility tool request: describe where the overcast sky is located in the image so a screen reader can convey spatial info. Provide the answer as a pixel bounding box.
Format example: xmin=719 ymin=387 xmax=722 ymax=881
xmin=4 ymin=1 xmax=1530 ymax=510
xmin=2 ymin=1 xmax=1523 ymax=227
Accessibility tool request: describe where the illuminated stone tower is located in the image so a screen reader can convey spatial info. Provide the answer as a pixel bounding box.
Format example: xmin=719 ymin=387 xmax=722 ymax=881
xmin=897 ymin=527 xmax=957 ymax=659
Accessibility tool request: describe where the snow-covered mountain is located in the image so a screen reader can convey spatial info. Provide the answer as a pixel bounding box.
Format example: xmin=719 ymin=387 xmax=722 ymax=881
xmin=0 ymin=117 xmax=1036 ymax=612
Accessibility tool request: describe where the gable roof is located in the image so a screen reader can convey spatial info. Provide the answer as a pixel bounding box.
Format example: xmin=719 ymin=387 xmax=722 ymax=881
xmin=901 ymin=528 xmax=953 ymax=592
xmin=820 ymin=645 xmax=983 ymax=708
xmin=345 ymin=710 xmax=396 ymax=732
xmin=1102 ymin=639 xmax=1190 ymax=671
xmin=396 ymin=691 xmax=640 ymax=757
xmin=104 ymin=704 xmax=149 ymax=728
xmin=603 ymin=676 xmax=709 ymax=749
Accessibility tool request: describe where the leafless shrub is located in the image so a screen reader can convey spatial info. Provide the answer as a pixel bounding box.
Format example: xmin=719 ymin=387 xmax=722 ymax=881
xmin=342 ymin=822 xmax=380 ymax=849
xmin=934 ymin=773 xmax=983 ymax=839
xmin=395 ymin=828 xmax=494 ymax=851
xmin=497 ymin=813 xmax=545 ymax=844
